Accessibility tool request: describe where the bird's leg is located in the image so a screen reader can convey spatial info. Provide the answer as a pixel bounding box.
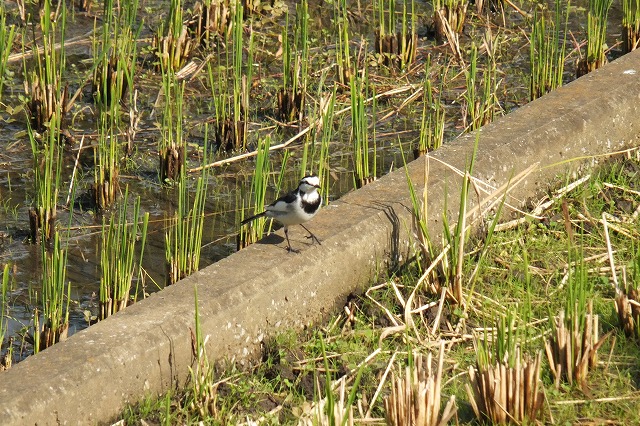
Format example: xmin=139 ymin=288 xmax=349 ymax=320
xmin=284 ymin=226 xmax=299 ymax=253
xmin=300 ymin=224 xmax=321 ymax=245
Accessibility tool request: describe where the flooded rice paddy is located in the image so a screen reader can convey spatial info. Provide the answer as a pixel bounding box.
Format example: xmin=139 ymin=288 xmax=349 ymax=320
xmin=0 ymin=0 xmax=632 ymax=363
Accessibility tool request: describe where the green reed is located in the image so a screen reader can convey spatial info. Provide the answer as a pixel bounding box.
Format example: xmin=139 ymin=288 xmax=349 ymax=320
xmin=530 ymin=0 xmax=569 ymax=100
xmin=623 ymin=242 xmax=640 ymax=338
xmin=93 ymin=0 xmax=139 ymax=110
xmin=304 ymin=81 xmax=335 ymax=204
xmin=374 ymin=0 xmax=416 ymax=70
xmin=92 ymin=0 xmax=138 ymax=206
xmin=207 ymin=60 xmax=226 ymax=124
xmin=159 ymin=71 xmax=185 ymax=182
xmin=622 ymin=0 xmax=640 ymax=52
xmin=377 ymin=0 xmax=396 ymax=37
xmin=350 ymin=70 xmax=374 ymax=189
xmin=278 ymin=0 xmax=309 ymax=122
xmin=476 ymin=308 xmax=524 ymax=372
xmin=165 ymin=161 xmax=209 ymax=286
xmin=564 ymin=247 xmax=591 ymax=335
xmin=239 ymin=136 xmax=272 ymax=248
xmin=400 ymin=141 xmax=435 ymax=274
xmin=94 ymin=108 xmax=120 ymax=209
xmin=434 ymin=0 xmax=468 ymax=35
xmin=464 ymin=42 xmax=499 ymax=132
xmin=441 ymin=134 xmax=477 ymax=303
xmin=296 ymin=79 xmax=326 ymax=184
xmin=400 ymin=0 xmax=417 ymax=70
xmin=24 ymin=0 xmax=68 ymax=131
xmin=464 ymin=43 xmax=479 ymax=129
xmin=585 ymin=0 xmax=613 ymax=72
xmin=155 ymin=0 xmax=196 ymax=71
xmin=281 ymin=14 xmax=292 ymax=91
xmin=232 ymin=0 xmax=247 ymax=147
xmin=294 ymin=0 xmax=309 ymax=91
xmin=335 ymin=0 xmax=352 ymax=86
xmin=374 ymin=0 xmax=395 ymax=67
xmin=545 ymin=245 xmax=607 ymax=389
xmin=470 ymin=305 xmax=544 ymax=424
xmin=188 ymin=285 xmax=217 ymax=417
xmin=317 ymin=95 xmax=334 ymax=205
xmin=204 ymin=0 xmax=250 ymax=151
xmin=0 ymin=264 xmax=9 ymax=366
xmin=316 ymin=334 xmax=364 ymax=425
xmin=416 ymin=57 xmax=445 ymax=155
xmin=0 ymin=4 xmax=16 ymax=105
xmin=100 ymin=188 xmax=149 ymax=320
xmin=36 ymin=231 xmax=71 ymax=353
xmin=22 ymin=1 xmax=66 ymax=250
xmin=27 ymin=111 xmax=62 ymax=243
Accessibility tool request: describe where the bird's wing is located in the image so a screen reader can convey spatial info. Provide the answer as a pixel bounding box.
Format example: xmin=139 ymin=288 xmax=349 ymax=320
xmin=265 ymin=192 xmax=297 ymax=217
xmin=266 ymin=199 xmax=295 ymax=214
xmin=266 ymin=191 xmax=297 ymax=212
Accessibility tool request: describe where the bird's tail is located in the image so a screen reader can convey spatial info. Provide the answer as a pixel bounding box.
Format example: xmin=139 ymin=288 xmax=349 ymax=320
xmin=241 ymin=211 xmax=266 ymax=225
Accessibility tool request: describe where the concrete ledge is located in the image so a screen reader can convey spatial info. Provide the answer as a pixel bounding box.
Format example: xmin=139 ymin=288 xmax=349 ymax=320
xmin=1 ymin=50 xmax=639 ymax=425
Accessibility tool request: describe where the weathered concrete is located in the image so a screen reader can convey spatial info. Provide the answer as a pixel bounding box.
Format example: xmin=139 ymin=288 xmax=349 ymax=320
xmin=1 ymin=49 xmax=639 ymax=425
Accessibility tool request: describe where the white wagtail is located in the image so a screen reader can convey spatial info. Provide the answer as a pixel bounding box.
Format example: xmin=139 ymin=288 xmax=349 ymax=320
xmin=241 ymin=175 xmax=322 ymax=252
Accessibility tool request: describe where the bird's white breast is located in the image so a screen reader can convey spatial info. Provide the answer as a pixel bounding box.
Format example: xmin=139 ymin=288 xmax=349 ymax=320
xmin=265 ymin=190 xmax=320 ymax=226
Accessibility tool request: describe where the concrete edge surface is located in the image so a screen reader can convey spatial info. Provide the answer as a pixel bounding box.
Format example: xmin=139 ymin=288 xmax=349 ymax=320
xmin=0 ymin=50 xmax=639 ymax=425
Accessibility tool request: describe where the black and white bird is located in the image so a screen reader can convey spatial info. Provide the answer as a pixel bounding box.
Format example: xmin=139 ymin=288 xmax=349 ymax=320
xmin=241 ymin=175 xmax=322 ymax=252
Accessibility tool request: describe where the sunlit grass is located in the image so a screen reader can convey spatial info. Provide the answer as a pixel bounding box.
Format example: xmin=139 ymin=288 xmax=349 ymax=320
xmin=0 ymin=0 xmax=636 ymax=391
xmin=121 ymin=155 xmax=640 ymax=424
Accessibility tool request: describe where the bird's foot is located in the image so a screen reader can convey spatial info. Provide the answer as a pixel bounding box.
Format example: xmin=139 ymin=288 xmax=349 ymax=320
xmin=305 ymin=234 xmax=322 ymax=245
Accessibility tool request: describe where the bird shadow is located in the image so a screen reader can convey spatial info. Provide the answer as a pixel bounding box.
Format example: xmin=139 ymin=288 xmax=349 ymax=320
xmin=254 ymin=229 xmax=316 ymax=252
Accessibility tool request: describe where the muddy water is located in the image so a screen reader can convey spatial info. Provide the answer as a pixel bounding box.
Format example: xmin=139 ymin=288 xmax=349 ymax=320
xmin=0 ymin=0 xmax=620 ymax=362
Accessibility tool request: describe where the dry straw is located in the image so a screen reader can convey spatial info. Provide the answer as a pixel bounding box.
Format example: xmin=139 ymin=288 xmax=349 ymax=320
xmin=466 ymin=348 xmax=544 ymax=424
xmin=544 ymin=302 xmax=609 ymax=390
xmin=615 ymin=266 xmax=640 ymax=338
xmin=385 ymin=342 xmax=457 ymax=426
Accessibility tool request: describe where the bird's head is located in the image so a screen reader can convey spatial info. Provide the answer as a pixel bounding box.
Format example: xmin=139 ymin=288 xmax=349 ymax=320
xmin=299 ymin=175 xmax=321 ymax=193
